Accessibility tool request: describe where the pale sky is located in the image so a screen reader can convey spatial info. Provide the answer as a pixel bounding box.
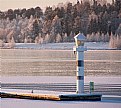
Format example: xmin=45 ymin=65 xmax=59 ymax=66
xmin=0 ymin=0 xmax=74 ymax=11
xmin=0 ymin=0 xmax=112 ymax=11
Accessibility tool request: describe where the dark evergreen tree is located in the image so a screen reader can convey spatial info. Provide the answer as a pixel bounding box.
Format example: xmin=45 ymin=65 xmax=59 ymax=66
xmin=35 ymin=7 xmax=43 ymax=18
xmin=7 ymin=9 xmax=14 ymax=20
xmin=44 ymin=7 xmax=54 ymax=20
xmin=32 ymin=19 xmax=39 ymax=42
xmin=115 ymin=0 xmax=121 ymax=13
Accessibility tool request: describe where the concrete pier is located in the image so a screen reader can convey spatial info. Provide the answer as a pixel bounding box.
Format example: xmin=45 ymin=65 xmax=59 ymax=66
xmin=1 ymin=92 xmax=60 ymax=101
xmin=1 ymin=91 xmax=102 ymax=101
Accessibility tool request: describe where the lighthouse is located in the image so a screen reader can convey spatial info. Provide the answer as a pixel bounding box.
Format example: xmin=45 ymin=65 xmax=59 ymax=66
xmin=73 ymin=33 xmax=87 ymax=94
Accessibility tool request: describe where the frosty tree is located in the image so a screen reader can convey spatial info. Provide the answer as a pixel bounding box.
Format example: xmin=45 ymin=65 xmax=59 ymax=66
xmin=51 ymin=15 xmax=62 ymax=42
xmin=32 ymin=19 xmax=39 ymax=42
xmin=56 ymin=33 xmax=62 ymax=43
xmin=0 ymin=0 xmax=121 ymax=46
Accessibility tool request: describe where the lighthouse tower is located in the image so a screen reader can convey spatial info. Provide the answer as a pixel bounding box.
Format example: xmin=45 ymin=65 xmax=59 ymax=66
xmin=73 ymin=33 xmax=87 ymax=94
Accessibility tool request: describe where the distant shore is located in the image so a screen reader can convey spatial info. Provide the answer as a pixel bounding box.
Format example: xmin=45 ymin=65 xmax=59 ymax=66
xmin=1 ymin=42 xmax=119 ymax=50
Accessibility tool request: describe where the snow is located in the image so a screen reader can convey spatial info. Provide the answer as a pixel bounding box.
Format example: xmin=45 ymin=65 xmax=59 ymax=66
xmin=1 ymin=76 xmax=121 ymax=108
xmin=1 ymin=76 xmax=121 ymax=84
xmin=1 ymin=42 xmax=121 ymax=108
xmin=1 ymin=96 xmax=121 ymax=108
xmin=1 ymin=87 xmax=121 ymax=108
xmin=13 ymin=42 xmax=110 ymax=50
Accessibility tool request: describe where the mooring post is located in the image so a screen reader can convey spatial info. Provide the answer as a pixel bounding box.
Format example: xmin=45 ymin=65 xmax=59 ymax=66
xmin=73 ymin=33 xmax=87 ymax=94
xmin=90 ymin=82 xmax=94 ymax=94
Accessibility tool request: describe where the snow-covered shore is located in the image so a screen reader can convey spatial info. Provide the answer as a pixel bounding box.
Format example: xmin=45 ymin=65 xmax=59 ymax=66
xmin=11 ymin=42 xmax=110 ymax=50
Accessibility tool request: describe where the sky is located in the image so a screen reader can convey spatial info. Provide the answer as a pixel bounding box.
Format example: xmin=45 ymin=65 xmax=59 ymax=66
xmin=0 ymin=0 xmax=112 ymax=11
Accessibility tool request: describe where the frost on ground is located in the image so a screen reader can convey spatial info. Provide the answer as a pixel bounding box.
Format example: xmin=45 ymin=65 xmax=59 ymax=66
xmin=1 ymin=76 xmax=121 ymax=84
xmin=1 ymin=77 xmax=121 ymax=108
xmin=1 ymin=97 xmax=121 ymax=108
xmin=13 ymin=42 xmax=110 ymax=50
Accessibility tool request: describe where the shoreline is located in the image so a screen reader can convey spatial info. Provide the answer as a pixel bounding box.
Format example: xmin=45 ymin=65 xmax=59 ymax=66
xmin=2 ymin=42 xmax=120 ymax=50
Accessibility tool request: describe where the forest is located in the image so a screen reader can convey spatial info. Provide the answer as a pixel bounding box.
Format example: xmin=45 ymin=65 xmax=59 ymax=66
xmin=0 ymin=0 xmax=121 ymax=48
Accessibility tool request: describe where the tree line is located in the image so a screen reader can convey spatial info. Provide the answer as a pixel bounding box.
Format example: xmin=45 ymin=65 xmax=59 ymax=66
xmin=0 ymin=0 xmax=121 ymax=44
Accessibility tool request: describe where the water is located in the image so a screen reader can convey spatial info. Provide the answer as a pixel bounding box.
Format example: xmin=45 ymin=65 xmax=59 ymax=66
xmin=1 ymin=49 xmax=121 ymax=76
